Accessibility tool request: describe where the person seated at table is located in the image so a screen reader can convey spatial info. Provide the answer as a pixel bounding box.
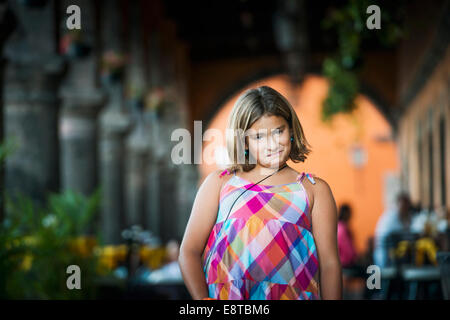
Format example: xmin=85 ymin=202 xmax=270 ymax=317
xmin=147 ymin=239 xmax=183 ymax=284
xmin=410 ymin=205 xmax=449 ymax=237
xmin=373 ymin=193 xmax=415 ymax=268
xmin=337 ymin=204 xmax=358 ymax=268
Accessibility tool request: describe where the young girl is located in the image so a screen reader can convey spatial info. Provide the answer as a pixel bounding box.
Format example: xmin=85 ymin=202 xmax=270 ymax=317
xmin=179 ymin=86 xmax=342 ymax=300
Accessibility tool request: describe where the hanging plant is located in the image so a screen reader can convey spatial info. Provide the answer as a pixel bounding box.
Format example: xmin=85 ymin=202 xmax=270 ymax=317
xmin=59 ymin=29 xmax=91 ymax=60
xmin=144 ymin=86 xmax=171 ymax=118
xmin=100 ymin=51 xmax=128 ymax=85
xmin=322 ymin=58 xmax=359 ymax=122
xmin=320 ymin=0 xmax=405 ymax=121
xmin=126 ymin=83 xmax=145 ymax=113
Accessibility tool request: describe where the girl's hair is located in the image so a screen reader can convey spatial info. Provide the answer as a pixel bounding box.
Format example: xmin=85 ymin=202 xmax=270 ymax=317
xmin=225 ymin=86 xmax=311 ymax=173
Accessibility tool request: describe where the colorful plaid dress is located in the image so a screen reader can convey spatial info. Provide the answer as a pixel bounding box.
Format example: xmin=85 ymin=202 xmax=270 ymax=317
xmin=202 ymin=170 xmax=320 ymax=300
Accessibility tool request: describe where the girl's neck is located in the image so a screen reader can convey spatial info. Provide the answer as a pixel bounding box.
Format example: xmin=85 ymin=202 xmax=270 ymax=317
xmin=252 ymin=162 xmax=288 ymax=176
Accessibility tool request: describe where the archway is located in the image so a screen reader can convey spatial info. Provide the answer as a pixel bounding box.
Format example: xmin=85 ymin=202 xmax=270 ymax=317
xmin=199 ymin=73 xmax=399 ymax=255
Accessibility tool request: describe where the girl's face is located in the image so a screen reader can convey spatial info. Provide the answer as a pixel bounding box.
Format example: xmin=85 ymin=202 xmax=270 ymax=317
xmin=246 ymin=114 xmax=292 ymax=169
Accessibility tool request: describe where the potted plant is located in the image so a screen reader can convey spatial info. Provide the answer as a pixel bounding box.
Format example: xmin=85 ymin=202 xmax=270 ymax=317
xmin=0 ymin=188 xmax=103 ymax=299
xmin=126 ymin=84 xmax=145 ymax=115
xmin=144 ymin=86 xmax=174 ymax=119
xmin=100 ymin=51 xmax=127 ymax=86
xmin=59 ymin=29 xmax=91 ymax=59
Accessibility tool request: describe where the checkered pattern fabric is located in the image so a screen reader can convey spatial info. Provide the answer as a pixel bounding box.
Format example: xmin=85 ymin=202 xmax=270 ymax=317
xmin=202 ymin=170 xmax=320 ymax=300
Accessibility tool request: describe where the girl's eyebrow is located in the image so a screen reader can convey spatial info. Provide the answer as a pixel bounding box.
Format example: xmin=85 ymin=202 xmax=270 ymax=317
xmin=249 ymin=125 xmax=285 ymax=136
xmin=272 ymin=125 xmax=286 ymax=132
xmin=266 ymin=125 xmax=285 ymax=133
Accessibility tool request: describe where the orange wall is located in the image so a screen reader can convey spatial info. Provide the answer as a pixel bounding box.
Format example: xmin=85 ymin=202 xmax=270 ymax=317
xmin=199 ymin=74 xmax=399 ymax=254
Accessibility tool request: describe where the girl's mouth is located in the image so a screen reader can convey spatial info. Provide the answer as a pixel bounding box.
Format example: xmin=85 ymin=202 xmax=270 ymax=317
xmin=267 ymin=150 xmax=283 ymax=158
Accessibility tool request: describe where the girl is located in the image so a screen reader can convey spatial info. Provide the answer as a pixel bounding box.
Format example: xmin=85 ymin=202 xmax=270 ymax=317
xmin=179 ymin=86 xmax=342 ymax=300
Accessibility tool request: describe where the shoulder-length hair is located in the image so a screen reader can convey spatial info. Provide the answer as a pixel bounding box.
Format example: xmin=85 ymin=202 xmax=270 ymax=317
xmin=225 ymin=86 xmax=311 ymax=173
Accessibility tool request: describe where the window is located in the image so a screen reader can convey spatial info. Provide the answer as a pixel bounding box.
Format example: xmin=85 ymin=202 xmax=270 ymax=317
xmin=416 ymin=119 xmax=423 ymax=206
xmin=439 ymin=115 xmax=447 ymax=207
xmin=428 ymin=109 xmax=434 ymax=210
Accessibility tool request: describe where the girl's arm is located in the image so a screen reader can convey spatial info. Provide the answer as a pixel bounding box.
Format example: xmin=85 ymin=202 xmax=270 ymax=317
xmin=178 ymin=170 xmax=224 ymax=300
xmin=311 ymin=178 xmax=343 ymax=300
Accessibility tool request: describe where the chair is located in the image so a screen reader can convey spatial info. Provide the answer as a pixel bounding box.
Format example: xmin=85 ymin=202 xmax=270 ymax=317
xmin=379 ymin=231 xmax=417 ymax=299
xmin=379 ymin=266 xmax=399 ymax=299
xmin=436 ymin=251 xmax=450 ymax=300
xmin=400 ymin=265 xmax=441 ymax=299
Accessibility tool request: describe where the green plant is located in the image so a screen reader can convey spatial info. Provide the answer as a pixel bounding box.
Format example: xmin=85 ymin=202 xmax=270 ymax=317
xmin=0 ymin=140 xmax=103 ymax=299
xmin=321 ymin=0 xmax=405 ymax=121
xmin=1 ymin=189 xmax=102 ymax=299
xmin=101 ymin=50 xmax=127 ymax=84
xmin=322 ymin=58 xmax=359 ymax=121
xmin=144 ymin=85 xmax=177 ymax=119
xmin=0 ymin=137 xmax=18 ymax=162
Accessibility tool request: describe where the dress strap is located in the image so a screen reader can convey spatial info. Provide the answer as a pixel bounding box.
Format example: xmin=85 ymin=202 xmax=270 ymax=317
xmin=298 ymin=172 xmax=316 ymax=185
xmin=219 ymin=169 xmax=233 ymax=178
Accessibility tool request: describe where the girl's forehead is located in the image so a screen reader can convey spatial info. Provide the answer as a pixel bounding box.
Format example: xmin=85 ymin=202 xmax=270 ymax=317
xmin=249 ymin=114 xmax=287 ymax=130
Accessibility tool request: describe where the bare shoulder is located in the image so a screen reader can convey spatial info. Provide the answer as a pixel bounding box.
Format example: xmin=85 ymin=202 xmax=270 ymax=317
xmin=312 ymin=176 xmax=333 ymax=194
xmin=301 ymin=175 xmax=334 ymax=211
xmin=203 ymin=169 xmax=225 ymax=183
xmin=181 ymin=169 xmax=235 ymax=256
xmin=308 ymin=176 xmax=337 ymax=219
xmin=200 ymin=169 xmax=234 ymax=193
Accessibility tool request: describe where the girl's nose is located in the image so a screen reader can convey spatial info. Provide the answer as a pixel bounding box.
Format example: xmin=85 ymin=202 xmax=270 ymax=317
xmin=267 ymin=134 xmax=280 ymax=149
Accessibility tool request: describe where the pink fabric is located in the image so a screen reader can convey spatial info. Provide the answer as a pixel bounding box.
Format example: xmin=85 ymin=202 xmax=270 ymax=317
xmin=337 ymin=221 xmax=357 ymax=267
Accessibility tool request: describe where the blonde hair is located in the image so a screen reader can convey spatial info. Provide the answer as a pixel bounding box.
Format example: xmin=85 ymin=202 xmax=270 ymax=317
xmin=225 ymin=86 xmax=311 ymax=173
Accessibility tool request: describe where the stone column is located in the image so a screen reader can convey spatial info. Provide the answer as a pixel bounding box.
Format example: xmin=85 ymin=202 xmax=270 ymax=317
xmin=145 ymin=17 xmax=163 ymax=240
xmin=123 ymin=0 xmax=152 ymax=230
xmin=274 ymin=0 xmax=309 ymax=84
xmin=146 ymin=19 xmax=176 ymax=243
xmin=99 ymin=84 xmax=131 ymax=244
xmin=146 ymin=18 xmax=197 ymax=242
xmin=98 ymin=0 xmax=131 ymax=244
xmin=0 ymin=1 xmax=17 ymax=222
xmin=3 ymin=0 xmax=65 ymax=206
xmin=172 ymin=41 xmax=199 ymax=240
xmin=156 ymin=89 xmax=183 ymax=243
xmin=125 ymin=110 xmax=150 ymax=228
xmin=59 ymin=0 xmax=105 ymax=198
xmin=144 ymin=110 xmax=161 ymax=237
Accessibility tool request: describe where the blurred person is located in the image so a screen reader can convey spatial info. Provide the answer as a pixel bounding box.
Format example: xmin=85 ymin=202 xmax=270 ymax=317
xmin=337 ymin=204 xmax=365 ymax=300
xmin=410 ymin=205 xmax=448 ymax=236
xmin=337 ymin=204 xmax=358 ymax=267
xmin=373 ymin=192 xmax=414 ymax=267
xmin=147 ymin=239 xmax=183 ymax=284
xmin=435 ymin=206 xmax=450 ymax=251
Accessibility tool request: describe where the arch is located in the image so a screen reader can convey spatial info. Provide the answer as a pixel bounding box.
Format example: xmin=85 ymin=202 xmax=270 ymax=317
xmin=203 ymin=66 xmax=396 ymax=133
xmin=200 ymin=73 xmax=400 ymax=254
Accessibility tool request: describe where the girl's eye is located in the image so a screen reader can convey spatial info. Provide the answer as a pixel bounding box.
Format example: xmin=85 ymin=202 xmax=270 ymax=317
xmin=274 ymin=128 xmax=283 ymax=135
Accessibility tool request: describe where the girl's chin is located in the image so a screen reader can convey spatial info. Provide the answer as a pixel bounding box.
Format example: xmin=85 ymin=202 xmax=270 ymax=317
xmin=261 ymin=158 xmax=285 ymax=168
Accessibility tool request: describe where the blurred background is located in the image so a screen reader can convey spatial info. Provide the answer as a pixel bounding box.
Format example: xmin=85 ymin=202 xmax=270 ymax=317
xmin=0 ymin=0 xmax=449 ymax=300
